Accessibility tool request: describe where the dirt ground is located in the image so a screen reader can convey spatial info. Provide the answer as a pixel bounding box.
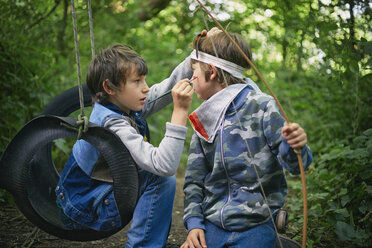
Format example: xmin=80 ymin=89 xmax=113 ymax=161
xmin=0 ymin=176 xmax=187 ymax=248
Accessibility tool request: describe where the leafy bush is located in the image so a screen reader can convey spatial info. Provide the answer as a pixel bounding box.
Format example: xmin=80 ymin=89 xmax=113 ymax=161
xmin=286 ymin=129 xmax=372 ymax=247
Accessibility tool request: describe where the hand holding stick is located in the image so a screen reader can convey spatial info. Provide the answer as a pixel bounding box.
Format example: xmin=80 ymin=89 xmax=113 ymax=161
xmin=147 ymin=77 xmax=198 ymax=104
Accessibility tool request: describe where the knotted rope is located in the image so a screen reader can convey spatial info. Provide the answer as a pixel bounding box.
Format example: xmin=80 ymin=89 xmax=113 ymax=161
xmin=70 ymin=0 xmax=95 ymax=139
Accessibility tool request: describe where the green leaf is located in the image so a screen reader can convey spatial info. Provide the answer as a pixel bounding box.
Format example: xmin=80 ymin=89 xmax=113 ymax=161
xmin=366 ymin=186 xmax=372 ymax=195
xmin=343 ymin=148 xmax=369 ymax=159
xmin=360 ymin=170 xmax=372 ymax=180
xmin=333 ymin=208 xmax=350 ymax=219
xmin=353 ymin=135 xmax=367 ymax=145
xmin=311 ymin=192 xmax=329 ymax=200
xmin=335 ymin=221 xmax=355 ymax=241
xmin=339 ymin=188 xmax=347 ymax=196
xmin=360 ymin=41 xmax=372 ymax=55
xmin=341 ymin=195 xmax=351 ymax=207
xmin=363 ymin=129 xmax=372 ymax=137
xmin=53 ymin=139 xmax=70 ymax=154
xmin=367 ymin=143 xmax=372 ymax=155
xmin=358 ymin=201 xmax=368 ymax=214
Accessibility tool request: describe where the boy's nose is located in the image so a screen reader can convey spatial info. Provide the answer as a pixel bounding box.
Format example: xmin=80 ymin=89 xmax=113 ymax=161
xmin=142 ymin=83 xmax=150 ymax=93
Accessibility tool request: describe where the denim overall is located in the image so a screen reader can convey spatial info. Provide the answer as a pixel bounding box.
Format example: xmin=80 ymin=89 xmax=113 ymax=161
xmin=56 ymin=102 xmax=176 ymax=247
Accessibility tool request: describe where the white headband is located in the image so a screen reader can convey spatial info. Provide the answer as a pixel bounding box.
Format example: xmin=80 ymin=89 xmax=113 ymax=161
xmin=190 ymin=50 xmax=245 ymax=79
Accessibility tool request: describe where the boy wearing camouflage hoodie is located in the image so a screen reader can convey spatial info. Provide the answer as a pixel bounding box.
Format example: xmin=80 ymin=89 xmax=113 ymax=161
xmin=181 ymin=29 xmax=313 ymax=248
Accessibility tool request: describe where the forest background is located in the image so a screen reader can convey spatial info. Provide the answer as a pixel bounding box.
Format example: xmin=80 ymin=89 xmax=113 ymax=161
xmin=0 ymin=0 xmax=371 ymax=247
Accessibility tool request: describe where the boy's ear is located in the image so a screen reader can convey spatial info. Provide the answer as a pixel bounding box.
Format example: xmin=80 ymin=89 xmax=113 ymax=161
xmin=102 ymin=79 xmax=115 ymax=95
xmin=208 ymin=64 xmax=218 ymax=81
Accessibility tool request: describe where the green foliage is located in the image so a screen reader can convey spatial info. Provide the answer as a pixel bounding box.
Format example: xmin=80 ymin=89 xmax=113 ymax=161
xmin=286 ymin=129 xmax=372 ymax=247
xmin=0 ymin=0 xmax=77 ymax=155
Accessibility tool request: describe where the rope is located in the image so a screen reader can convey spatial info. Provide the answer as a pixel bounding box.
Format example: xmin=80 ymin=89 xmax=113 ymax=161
xmin=70 ymin=0 xmax=92 ymax=139
xmin=87 ymin=0 xmax=95 ymax=58
xmin=195 ymin=1 xmax=308 ymax=247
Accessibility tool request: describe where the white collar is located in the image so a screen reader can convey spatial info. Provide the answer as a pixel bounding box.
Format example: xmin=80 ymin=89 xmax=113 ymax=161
xmin=189 ymin=84 xmax=248 ymax=143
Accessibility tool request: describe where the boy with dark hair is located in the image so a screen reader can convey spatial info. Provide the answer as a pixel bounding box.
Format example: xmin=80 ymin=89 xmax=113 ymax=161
xmin=181 ymin=30 xmax=313 ymax=248
xmin=56 ymin=44 xmax=194 ymax=247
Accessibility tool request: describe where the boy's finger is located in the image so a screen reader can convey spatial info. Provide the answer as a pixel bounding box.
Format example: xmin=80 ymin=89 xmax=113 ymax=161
xmin=289 ymin=132 xmax=307 ymax=143
xmin=289 ymin=139 xmax=307 ymax=149
xmin=190 ymin=237 xmax=201 ymax=248
xmin=173 ymin=79 xmax=190 ymax=92
xmin=282 ymin=123 xmax=301 ymax=137
xmin=285 ymin=129 xmax=300 ymax=139
xmin=175 ymin=85 xmax=192 ymax=96
xmin=287 ymin=132 xmax=307 ymax=149
xmin=287 ymin=123 xmax=300 ymax=132
xmin=183 ymin=241 xmax=194 ymax=248
xmin=199 ymin=232 xmax=207 ymax=248
xmin=187 ymin=87 xmax=194 ymax=96
xmin=181 ymin=82 xmax=194 ymax=94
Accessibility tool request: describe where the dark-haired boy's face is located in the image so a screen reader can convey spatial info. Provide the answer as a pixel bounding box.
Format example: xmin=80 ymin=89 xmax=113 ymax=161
xmin=109 ymin=67 xmax=149 ymax=114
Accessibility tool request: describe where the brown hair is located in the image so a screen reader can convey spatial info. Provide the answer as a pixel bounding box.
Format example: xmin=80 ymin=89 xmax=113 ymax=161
xmin=192 ymin=32 xmax=252 ymax=86
xmin=86 ymin=44 xmax=148 ymax=103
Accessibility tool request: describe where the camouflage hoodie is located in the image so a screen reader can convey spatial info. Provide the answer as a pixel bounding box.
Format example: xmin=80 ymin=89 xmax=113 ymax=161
xmin=184 ymin=83 xmax=312 ymax=232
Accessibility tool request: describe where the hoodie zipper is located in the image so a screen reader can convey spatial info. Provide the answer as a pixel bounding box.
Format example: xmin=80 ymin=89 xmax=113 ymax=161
xmin=219 ymin=120 xmax=232 ymax=229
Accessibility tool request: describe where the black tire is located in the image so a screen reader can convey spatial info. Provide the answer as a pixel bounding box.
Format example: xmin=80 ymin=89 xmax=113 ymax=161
xmin=42 ymin=84 xmax=92 ymax=116
xmin=275 ymin=235 xmax=301 ymax=248
xmin=0 ymin=85 xmax=139 ymax=241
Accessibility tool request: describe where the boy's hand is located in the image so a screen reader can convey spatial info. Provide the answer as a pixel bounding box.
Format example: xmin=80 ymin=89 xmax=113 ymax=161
xmin=206 ymin=27 xmax=222 ymax=37
xmin=172 ymin=79 xmax=194 ymax=111
xmin=170 ymin=79 xmax=194 ymax=126
xmin=200 ymin=27 xmax=222 ymax=37
xmin=181 ymin=229 xmax=207 ymax=248
xmin=281 ymin=123 xmax=308 ymax=149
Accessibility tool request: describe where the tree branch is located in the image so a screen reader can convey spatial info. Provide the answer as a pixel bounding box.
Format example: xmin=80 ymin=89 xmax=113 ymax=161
xmin=57 ymin=0 xmax=68 ymax=55
xmin=27 ymin=0 xmax=61 ymax=30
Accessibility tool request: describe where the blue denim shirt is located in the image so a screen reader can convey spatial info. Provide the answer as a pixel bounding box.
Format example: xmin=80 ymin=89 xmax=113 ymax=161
xmin=56 ymin=102 xmax=146 ymax=231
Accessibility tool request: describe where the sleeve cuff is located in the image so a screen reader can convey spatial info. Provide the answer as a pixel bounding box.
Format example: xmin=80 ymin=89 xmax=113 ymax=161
xmin=279 ymin=138 xmax=311 ymax=158
xmin=165 ymin=122 xmax=188 ymax=140
xmin=185 ymin=216 xmax=205 ymax=232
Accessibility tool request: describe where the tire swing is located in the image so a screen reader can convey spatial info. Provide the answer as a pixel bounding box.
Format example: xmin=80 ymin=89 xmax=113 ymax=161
xmin=0 ymin=0 xmax=139 ymax=241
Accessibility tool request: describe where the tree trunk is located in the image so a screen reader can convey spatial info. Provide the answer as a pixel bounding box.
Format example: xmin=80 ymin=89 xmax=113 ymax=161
xmin=57 ymin=0 xmax=68 ymax=56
